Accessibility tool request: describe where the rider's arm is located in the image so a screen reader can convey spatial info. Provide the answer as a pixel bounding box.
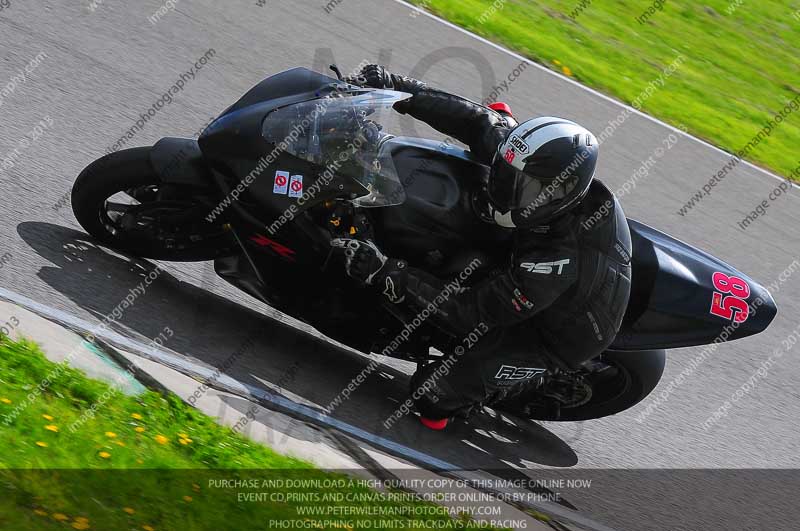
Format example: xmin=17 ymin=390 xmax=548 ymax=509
xmin=394 ymin=87 xmax=511 ymax=162
xmin=352 ymin=65 xmax=511 ymax=162
xmin=390 ymin=245 xmax=578 ymax=337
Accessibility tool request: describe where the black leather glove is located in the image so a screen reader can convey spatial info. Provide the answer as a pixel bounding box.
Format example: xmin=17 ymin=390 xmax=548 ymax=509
xmin=361 ymin=64 xmax=395 ymax=89
xmin=346 ymin=64 xmax=427 ymax=95
xmin=331 ymin=238 xmax=388 ymax=284
xmin=344 ymin=64 xmax=391 ymax=88
xmin=331 ymin=238 xmax=407 ymax=303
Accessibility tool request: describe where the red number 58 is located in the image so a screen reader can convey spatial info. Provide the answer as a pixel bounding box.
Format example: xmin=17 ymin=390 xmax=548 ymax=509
xmin=710 ymin=272 xmax=750 ymax=323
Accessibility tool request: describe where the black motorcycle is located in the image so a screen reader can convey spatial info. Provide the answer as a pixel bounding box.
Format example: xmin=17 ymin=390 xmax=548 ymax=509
xmin=72 ymin=67 xmax=777 ymax=422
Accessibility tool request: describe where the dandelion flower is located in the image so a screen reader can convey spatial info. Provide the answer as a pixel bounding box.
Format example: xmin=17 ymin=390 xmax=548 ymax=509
xmin=178 ymin=438 xmax=192 ymax=445
xmin=192 ymin=484 xmax=201 ymax=491
xmin=74 ymin=517 xmax=89 ymax=523
xmin=131 ymin=413 xmax=143 ymax=420
xmin=44 ymin=425 xmax=59 ymax=432
xmin=53 ymin=513 xmax=69 ymax=521
xmin=36 ymin=441 xmax=48 ymax=448
xmin=135 ymin=426 xmax=146 ymax=433
xmin=143 ymin=526 xmax=155 ymax=531
xmin=33 ymin=509 xmax=48 ymax=516
xmin=98 ymin=451 xmax=111 ymax=459
xmin=123 ymin=507 xmax=135 ymax=514
xmin=178 ymin=433 xmax=189 ymax=439
xmin=42 ymin=414 xmax=54 ymax=421
xmin=0 ymin=397 xmax=11 ymax=404
xmin=562 ymin=66 xmax=573 ymax=77
xmin=72 ymin=521 xmax=91 ymax=530
xmin=154 ymin=434 xmax=168 ymax=445
xmin=114 ymin=440 xmax=126 ymax=447
xmin=105 ymin=431 xmax=117 ymax=438
xmin=183 ymin=496 xmax=193 ymax=502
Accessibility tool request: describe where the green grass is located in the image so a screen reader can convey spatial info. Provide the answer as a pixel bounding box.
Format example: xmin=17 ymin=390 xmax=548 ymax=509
xmin=409 ymin=0 xmax=800 ymax=179
xmin=0 ymin=337 xmax=504 ymax=531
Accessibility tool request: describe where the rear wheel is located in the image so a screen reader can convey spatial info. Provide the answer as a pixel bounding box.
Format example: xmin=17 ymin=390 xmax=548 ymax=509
xmin=72 ymin=147 xmax=235 ymax=261
xmin=498 ymin=350 xmax=666 ymax=422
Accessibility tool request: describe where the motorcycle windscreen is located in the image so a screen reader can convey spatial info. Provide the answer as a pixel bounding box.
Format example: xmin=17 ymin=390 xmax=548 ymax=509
xmin=262 ymin=90 xmax=411 ymax=207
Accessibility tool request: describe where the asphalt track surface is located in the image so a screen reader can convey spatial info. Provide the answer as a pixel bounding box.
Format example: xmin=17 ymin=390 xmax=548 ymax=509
xmin=1 ymin=1 xmax=799 ymax=529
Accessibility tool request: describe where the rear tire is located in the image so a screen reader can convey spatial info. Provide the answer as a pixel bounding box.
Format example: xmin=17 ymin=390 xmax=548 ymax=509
xmin=523 ymin=349 xmax=666 ymax=422
xmin=72 ymin=147 xmax=235 ymax=261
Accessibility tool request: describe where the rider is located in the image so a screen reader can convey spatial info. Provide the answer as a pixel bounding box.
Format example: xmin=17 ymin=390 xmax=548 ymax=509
xmin=333 ymin=65 xmax=632 ymax=429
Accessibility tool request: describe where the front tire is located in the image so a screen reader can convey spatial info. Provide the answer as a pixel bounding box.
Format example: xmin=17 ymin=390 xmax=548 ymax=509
xmin=72 ymin=147 xmax=235 ymax=261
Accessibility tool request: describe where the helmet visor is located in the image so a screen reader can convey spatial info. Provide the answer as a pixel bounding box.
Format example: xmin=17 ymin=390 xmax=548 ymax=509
xmin=489 ymin=156 xmax=580 ymax=213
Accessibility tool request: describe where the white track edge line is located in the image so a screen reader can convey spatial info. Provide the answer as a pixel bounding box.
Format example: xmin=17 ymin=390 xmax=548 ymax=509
xmin=0 ymin=287 xmax=621 ymax=529
xmin=389 ymin=0 xmax=800 ymax=191
xmin=0 ymin=286 xmax=457 ymax=469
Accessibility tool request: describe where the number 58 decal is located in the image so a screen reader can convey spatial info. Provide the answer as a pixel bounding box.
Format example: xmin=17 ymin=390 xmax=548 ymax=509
xmin=709 ymin=272 xmax=751 ymax=323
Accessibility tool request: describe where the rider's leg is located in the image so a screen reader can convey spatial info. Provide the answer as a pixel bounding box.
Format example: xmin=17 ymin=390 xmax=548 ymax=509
xmin=412 ymin=325 xmax=550 ymax=421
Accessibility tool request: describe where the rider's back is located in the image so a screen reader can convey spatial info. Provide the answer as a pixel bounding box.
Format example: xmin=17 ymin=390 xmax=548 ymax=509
xmin=531 ymin=180 xmax=632 ymax=369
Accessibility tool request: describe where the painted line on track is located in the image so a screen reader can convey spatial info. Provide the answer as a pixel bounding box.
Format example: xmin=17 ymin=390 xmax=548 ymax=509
xmin=389 ymin=0 xmax=800 ymax=191
xmin=0 ymin=286 xmax=624 ymax=529
xmin=0 ymin=286 xmax=622 ymax=530
xmin=0 ymin=286 xmax=457 ymax=469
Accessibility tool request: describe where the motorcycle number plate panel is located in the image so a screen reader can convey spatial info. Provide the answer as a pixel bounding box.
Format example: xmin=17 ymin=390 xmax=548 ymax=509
xmin=273 ymin=171 xmax=289 ymax=194
xmin=288 ymin=174 xmax=304 ymax=198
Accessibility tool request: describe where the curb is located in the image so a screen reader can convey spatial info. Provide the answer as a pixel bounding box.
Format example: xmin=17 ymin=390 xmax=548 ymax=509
xmin=0 ymin=290 xmax=617 ymax=531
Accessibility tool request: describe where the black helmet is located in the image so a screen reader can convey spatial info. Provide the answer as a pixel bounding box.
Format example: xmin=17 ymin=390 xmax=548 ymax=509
xmin=486 ymin=117 xmax=598 ymax=228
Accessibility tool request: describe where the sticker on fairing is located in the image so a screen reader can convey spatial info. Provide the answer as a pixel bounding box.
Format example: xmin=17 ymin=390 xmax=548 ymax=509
xmin=273 ymin=171 xmax=289 ymax=194
xmin=288 ymin=175 xmax=304 ymax=198
xmin=709 ymin=271 xmax=751 ymax=323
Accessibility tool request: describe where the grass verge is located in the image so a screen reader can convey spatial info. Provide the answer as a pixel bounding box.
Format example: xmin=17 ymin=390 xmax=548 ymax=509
xmin=408 ymin=0 xmax=800 ymax=180
xmin=0 ymin=337 xmax=505 ymax=530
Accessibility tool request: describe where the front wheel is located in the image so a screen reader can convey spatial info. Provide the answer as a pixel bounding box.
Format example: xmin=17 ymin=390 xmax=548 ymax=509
xmin=72 ymin=147 xmax=235 ymax=261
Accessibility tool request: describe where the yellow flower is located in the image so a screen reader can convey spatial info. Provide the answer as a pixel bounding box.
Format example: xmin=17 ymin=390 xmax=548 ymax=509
xmin=53 ymin=513 xmax=69 ymax=521
xmin=183 ymin=496 xmax=193 ymax=502
xmin=192 ymin=483 xmax=201 ymax=492
xmin=135 ymin=426 xmax=146 ymax=433
xmin=131 ymin=413 xmax=143 ymax=420
xmin=34 ymin=509 xmax=48 ymax=516
xmin=553 ymin=59 xmax=562 ymax=66
xmin=143 ymin=526 xmax=155 ymax=531
xmin=562 ymin=66 xmax=573 ymax=77
xmin=177 ymin=432 xmax=189 ymax=439
xmin=178 ymin=438 xmax=192 ymax=445
xmin=98 ymin=451 xmax=111 ymax=459
xmin=154 ymin=434 xmax=168 ymax=445
xmin=114 ymin=440 xmax=126 ymax=447
xmin=74 ymin=517 xmax=89 ymax=523
xmin=0 ymin=397 xmax=11 ymax=404
xmin=105 ymin=431 xmax=117 ymax=438
xmin=123 ymin=507 xmax=135 ymax=514
xmin=72 ymin=521 xmax=91 ymax=530
xmin=44 ymin=425 xmax=59 ymax=432
xmin=42 ymin=414 xmax=54 ymax=421
xmin=36 ymin=441 xmax=48 ymax=448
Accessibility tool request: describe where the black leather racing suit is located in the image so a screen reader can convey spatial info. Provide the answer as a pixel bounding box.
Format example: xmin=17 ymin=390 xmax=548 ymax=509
xmin=366 ymin=72 xmax=633 ymax=418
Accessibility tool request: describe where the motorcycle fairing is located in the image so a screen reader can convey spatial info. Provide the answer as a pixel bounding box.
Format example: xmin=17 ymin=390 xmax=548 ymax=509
xmin=611 ymin=220 xmax=777 ymax=350
xmin=197 ymin=67 xmax=776 ymax=355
